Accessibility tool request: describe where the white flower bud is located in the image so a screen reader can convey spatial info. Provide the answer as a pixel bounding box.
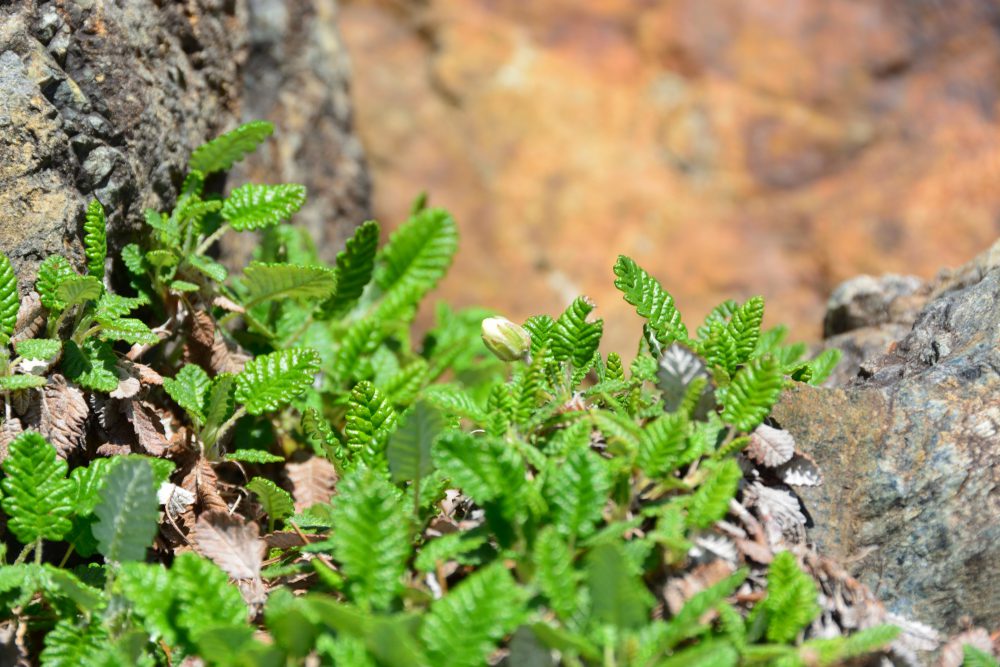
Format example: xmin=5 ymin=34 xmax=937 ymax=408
xmin=481 ymin=316 xmax=531 ymax=362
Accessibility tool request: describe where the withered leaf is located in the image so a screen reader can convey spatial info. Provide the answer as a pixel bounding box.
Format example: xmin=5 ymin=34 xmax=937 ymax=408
xmin=663 ymin=559 xmax=736 ymax=615
xmin=0 ymin=417 xmax=24 ymax=463
xmin=190 ymin=309 xmax=216 ymax=350
xmin=746 ymin=424 xmax=795 ymax=468
xmin=181 ymin=458 xmax=229 ymax=515
xmin=193 ymin=511 xmax=265 ymax=580
xmin=210 ymin=331 xmax=250 ymax=375
xmin=776 ymin=452 xmax=823 ymax=486
xmin=285 ymin=457 xmax=337 ymax=512
xmin=746 ymin=482 xmax=807 ymax=547
xmin=30 ymin=375 xmax=88 ymax=458
xmin=126 ymin=400 xmax=169 ymax=456
xmin=11 ymin=292 xmax=45 ymax=344
xmin=213 ymin=296 xmax=245 ymax=314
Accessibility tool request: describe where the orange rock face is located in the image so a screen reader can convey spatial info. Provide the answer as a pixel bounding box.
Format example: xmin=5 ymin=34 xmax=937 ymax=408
xmin=339 ymin=0 xmax=1000 ymax=352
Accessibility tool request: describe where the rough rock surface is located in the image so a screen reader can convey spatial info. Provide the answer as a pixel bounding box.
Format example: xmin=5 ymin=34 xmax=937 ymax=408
xmin=0 ymin=0 xmax=246 ymax=281
xmin=773 ymin=240 xmax=1000 ymax=633
xmin=0 ymin=0 xmax=367 ymax=283
xmin=228 ymin=0 xmax=370 ymax=263
xmin=340 ymin=0 xmax=1000 ymax=349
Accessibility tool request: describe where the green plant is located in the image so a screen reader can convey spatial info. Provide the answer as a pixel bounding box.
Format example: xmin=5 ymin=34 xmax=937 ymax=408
xmin=0 ymin=122 xmax=922 ymax=667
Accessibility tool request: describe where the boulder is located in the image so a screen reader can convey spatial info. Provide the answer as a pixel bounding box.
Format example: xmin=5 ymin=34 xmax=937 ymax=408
xmin=0 ymin=0 xmax=367 ymax=282
xmin=774 ymin=240 xmax=1000 ymax=633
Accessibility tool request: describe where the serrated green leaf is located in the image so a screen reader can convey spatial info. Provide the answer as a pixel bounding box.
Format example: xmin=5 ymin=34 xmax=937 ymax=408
xmin=92 ymin=458 xmax=160 ymax=562
xmin=189 ymin=120 xmax=274 ymax=174
xmin=185 ymin=253 xmax=228 ymax=282
xmin=802 ymin=348 xmax=841 ymax=386
xmin=84 ymin=199 xmax=107 ymax=278
xmin=55 ymin=275 xmax=103 ymax=307
xmin=533 ymin=526 xmax=580 ymax=621
xmin=687 ymin=458 xmax=741 ymax=529
xmin=321 ymin=220 xmax=379 ymax=317
xmin=0 ymin=253 xmax=19 ymax=337
xmin=36 ymin=255 xmax=78 ymax=311
xmin=552 ymin=296 xmax=603 ymax=374
xmin=171 ymin=552 xmax=250 ymax=646
xmin=96 ymin=316 xmax=159 ymax=345
xmin=421 ymin=384 xmax=487 ymax=423
xmin=657 ymin=640 xmax=739 ymax=667
xmin=800 ymin=625 xmax=901 ymax=665
xmin=587 ymin=541 xmax=654 ymax=630
xmin=414 ymin=532 xmax=487 ymax=573
xmin=0 ymin=431 xmax=74 ymax=542
xmin=545 ymin=445 xmax=610 ymax=540
xmin=433 ymin=431 xmax=527 ymax=528
xmin=0 ymin=374 xmax=47 ymax=390
xmin=344 ymin=381 xmax=397 ymax=460
xmin=145 ymin=249 xmax=178 ymax=268
xmin=962 ymin=645 xmax=1000 ymax=667
xmin=163 ymin=364 xmax=212 ymax=426
xmin=241 ymin=262 xmax=336 ymax=308
xmin=95 ymin=292 xmax=147 ymax=319
xmin=169 ymin=279 xmax=200 ymax=293
xmin=120 ymin=244 xmax=146 ymax=276
xmin=421 ymin=562 xmax=528 ymax=667
xmin=637 ymin=412 xmax=689 ymax=478
xmin=720 ymin=356 xmax=784 ymax=432
xmin=523 ymin=315 xmax=555 ymax=359
xmin=613 ymin=255 xmax=687 ymax=346
xmin=40 ymin=617 xmax=109 ymax=667
xmin=386 ymin=401 xmax=442 ymax=484
xmin=202 ymin=373 xmax=236 ymax=447
xmin=660 ymin=568 xmax=747 ymax=649
xmin=762 ymin=551 xmax=821 ymax=643
xmin=234 ymin=348 xmax=321 ymax=415
xmin=374 ymin=208 xmax=458 ymax=322
xmin=247 ymin=477 xmax=295 ymax=530
xmin=329 ymin=467 xmax=411 ymax=610
xmin=222 ymin=183 xmax=307 ymax=231
xmin=225 ymin=449 xmax=283 ymax=464
xmin=726 ymin=296 xmax=765 ymax=365
xmin=301 ymin=407 xmax=341 ymax=461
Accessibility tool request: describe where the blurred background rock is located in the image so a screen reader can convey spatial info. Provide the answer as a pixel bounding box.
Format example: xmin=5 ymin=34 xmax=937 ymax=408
xmin=338 ymin=0 xmax=1000 ymax=352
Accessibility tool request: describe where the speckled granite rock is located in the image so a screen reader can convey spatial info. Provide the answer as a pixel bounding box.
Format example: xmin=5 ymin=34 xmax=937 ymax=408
xmin=0 ymin=0 xmax=368 ymax=282
xmin=773 ymin=239 xmax=1000 ymax=633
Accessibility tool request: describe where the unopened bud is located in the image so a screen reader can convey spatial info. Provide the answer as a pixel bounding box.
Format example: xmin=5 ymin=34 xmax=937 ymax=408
xmin=481 ymin=316 xmax=531 ymax=362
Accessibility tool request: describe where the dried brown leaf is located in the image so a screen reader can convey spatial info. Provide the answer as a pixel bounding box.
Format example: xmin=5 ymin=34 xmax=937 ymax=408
xmin=181 ymin=458 xmax=230 ymax=515
xmin=745 ymin=482 xmax=807 ymax=547
xmin=746 ymin=424 xmax=795 ymax=467
xmin=265 ymin=531 xmax=326 ymax=550
xmin=664 ymin=559 xmax=736 ymax=615
xmin=10 ymin=292 xmax=45 ymax=344
xmin=193 ymin=511 xmax=265 ymax=580
xmin=285 ymin=457 xmax=338 ymax=512
xmin=126 ymin=400 xmax=169 ymax=456
xmin=210 ymin=331 xmax=250 ymax=375
xmin=0 ymin=417 xmax=24 ymax=463
xmin=776 ymin=452 xmax=823 ymax=486
xmin=213 ymin=296 xmax=245 ymax=314
xmin=29 ymin=375 xmax=88 ymax=458
xmin=190 ymin=309 xmax=216 ymax=349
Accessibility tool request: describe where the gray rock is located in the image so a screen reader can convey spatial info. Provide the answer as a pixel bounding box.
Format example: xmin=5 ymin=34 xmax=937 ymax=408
xmin=226 ymin=0 xmax=370 ymax=264
xmin=0 ymin=0 xmax=368 ymax=285
xmin=774 ymin=239 xmax=1000 ymax=633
